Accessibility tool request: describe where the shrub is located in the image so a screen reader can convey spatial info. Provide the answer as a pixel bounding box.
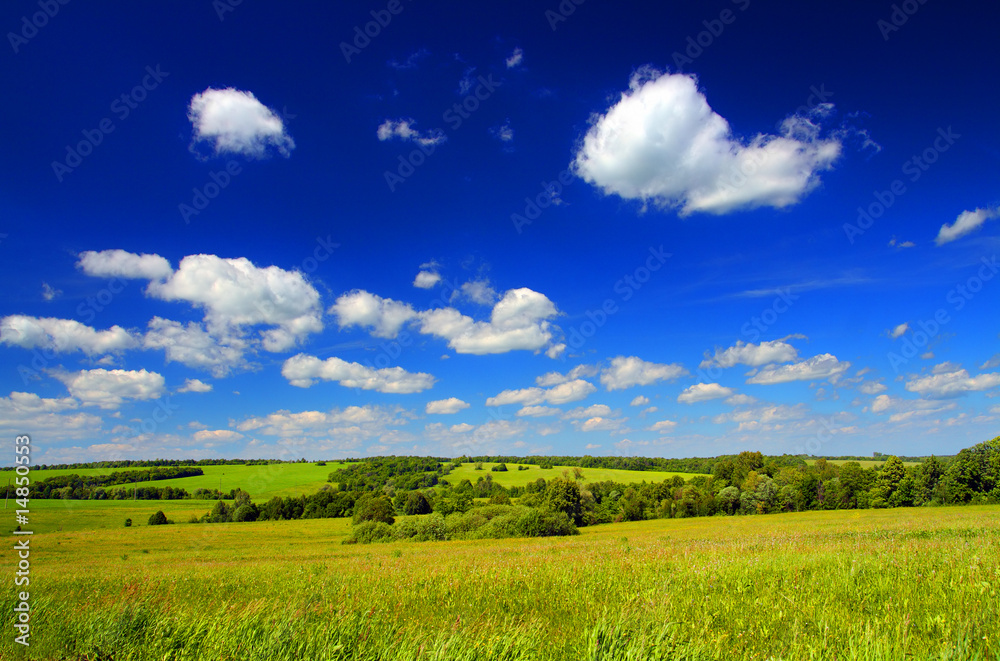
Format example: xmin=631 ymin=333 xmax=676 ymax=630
xmin=492 ymin=463 xmax=508 ymax=472
xmin=404 ymin=491 xmax=433 ymax=515
xmin=353 ymin=494 xmax=396 ymax=525
xmin=124 ymin=518 xmax=132 ymax=527
xmin=147 ymin=511 xmax=168 ymax=526
xmin=343 ymin=521 xmax=394 ymax=545
xmin=232 ymin=504 xmax=259 ymax=522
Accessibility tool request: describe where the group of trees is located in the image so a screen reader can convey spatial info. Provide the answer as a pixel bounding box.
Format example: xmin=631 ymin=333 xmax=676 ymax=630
xmin=24 ymin=466 xmax=205 ymax=500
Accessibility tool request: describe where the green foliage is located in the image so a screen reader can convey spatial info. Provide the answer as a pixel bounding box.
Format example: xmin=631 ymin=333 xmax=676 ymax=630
xmin=491 ymin=462 xmax=508 ymax=472
xmin=147 ymin=511 xmax=168 ymax=526
xmin=124 ymin=518 xmax=132 ymax=527
xmin=232 ymin=504 xmax=259 ymax=522
xmin=544 ymin=477 xmax=583 ymax=525
xmin=403 ymin=491 xmax=433 ymax=516
xmin=352 ymin=494 xmax=395 ymax=526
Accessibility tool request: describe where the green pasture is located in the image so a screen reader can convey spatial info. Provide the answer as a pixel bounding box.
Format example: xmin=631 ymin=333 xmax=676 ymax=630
xmin=445 ymin=462 xmax=707 ymax=487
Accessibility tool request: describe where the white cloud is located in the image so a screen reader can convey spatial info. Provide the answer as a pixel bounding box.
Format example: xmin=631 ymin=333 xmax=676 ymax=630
xmin=505 ymin=47 xmax=524 ymax=68
xmin=935 ymin=207 xmax=1000 ymax=245
xmin=486 ymin=378 xmax=596 ymax=407
xmin=905 ymin=367 xmax=1000 ymax=398
xmin=517 ymin=405 xmax=561 ymax=418
xmin=724 ymin=394 xmax=756 ymax=406
xmin=146 ymin=254 xmax=322 ymax=352
xmin=413 ymin=270 xmax=442 ymax=289
xmin=858 ymin=381 xmax=887 ymax=395
xmin=536 ymin=364 xmax=599 ymax=387
xmin=377 ymin=118 xmax=446 ymax=147
xmin=237 ymin=405 xmax=412 ymax=442
xmin=54 ymin=368 xmax=165 ymax=409
xmin=573 ymin=69 xmax=841 ymax=216
xmin=456 ymin=279 xmax=498 ymax=305
xmin=178 ymin=378 xmax=212 ymax=394
xmin=78 ymin=249 xmax=173 ymax=280
xmin=281 ymin=354 xmax=435 ymax=394
xmin=491 ymin=121 xmax=514 ymax=145
xmin=0 ymin=316 xmax=138 ymax=355
xmin=713 ymin=404 xmax=807 ymax=426
xmin=982 ymin=354 xmax=1000 ymax=370
xmin=584 ymin=443 xmax=601 ymax=450
xmin=889 ymin=323 xmax=909 ymax=339
xmin=870 ymin=394 xmax=956 ymax=422
xmin=580 ymin=417 xmax=623 ymax=432
xmin=450 ymin=423 xmax=475 ymax=433
xmin=563 ymin=404 xmax=614 ymax=419
xmin=677 ymin=383 xmax=735 ymax=404
xmin=648 ymin=419 xmax=677 ymax=432
xmin=331 ymin=290 xmax=418 ymax=339
xmin=630 ymin=395 xmax=650 ymax=407
xmin=600 ymin=356 xmax=687 ymax=391
xmin=1 ymin=391 xmax=78 ymax=413
xmin=188 ymin=87 xmax=294 ymax=158
xmin=426 ymin=397 xmax=470 ymax=415
xmin=143 ymin=318 xmax=248 ymax=377
xmin=746 ymin=354 xmax=850 ymax=385
xmin=0 ymin=393 xmax=102 ymax=441
xmin=700 ymin=339 xmax=799 ymax=369
xmin=41 ymin=282 xmax=61 ymax=301
xmin=418 ymin=288 xmax=559 ymax=355
xmin=192 ymin=429 xmax=243 ymax=443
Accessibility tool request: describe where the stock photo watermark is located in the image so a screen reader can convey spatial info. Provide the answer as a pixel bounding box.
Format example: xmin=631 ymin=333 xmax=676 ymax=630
xmin=670 ymin=0 xmax=752 ymax=70
xmin=340 ymin=0 xmax=412 ymax=63
xmin=843 ymin=126 xmax=959 ymax=243
xmin=886 ymin=255 xmax=998 ymax=372
xmin=12 ymin=434 xmax=33 ymax=647
xmin=7 ymin=0 xmax=70 ymax=54
xmin=877 ymin=0 xmax=931 ymax=41
xmin=51 ymin=65 xmax=170 ymax=183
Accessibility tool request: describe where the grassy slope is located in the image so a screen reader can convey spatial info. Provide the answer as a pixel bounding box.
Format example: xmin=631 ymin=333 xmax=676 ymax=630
xmin=446 ymin=462 xmax=708 ymax=488
xmin=23 ymin=462 xmax=352 ymax=500
xmin=806 ymin=459 xmax=922 ymax=468
xmin=3 ymin=505 xmax=997 ymax=660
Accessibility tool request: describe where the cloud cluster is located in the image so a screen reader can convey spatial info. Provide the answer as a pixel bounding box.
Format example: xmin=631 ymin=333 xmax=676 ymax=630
xmin=700 ymin=339 xmax=799 ymax=369
xmin=573 ymin=69 xmax=841 ymax=215
xmin=905 ymin=366 xmax=1000 ymax=398
xmin=486 ymin=379 xmax=596 ymax=407
xmin=377 ymin=119 xmax=446 ymax=147
xmin=677 ymin=383 xmax=735 ymax=404
xmin=600 ymin=356 xmax=687 ymax=391
xmin=0 ymin=316 xmax=138 ymax=355
xmin=282 ymin=354 xmax=435 ymax=393
xmin=746 ymin=354 xmax=850 ymax=385
xmin=54 ymin=368 xmax=165 ymax=409
xmin=188 ymin=87 xmax=294 ymax=158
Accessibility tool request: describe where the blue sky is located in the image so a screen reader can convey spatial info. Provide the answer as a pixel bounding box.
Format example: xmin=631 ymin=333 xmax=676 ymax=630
xmin=2 ymin=0 xmax=998 ymax=464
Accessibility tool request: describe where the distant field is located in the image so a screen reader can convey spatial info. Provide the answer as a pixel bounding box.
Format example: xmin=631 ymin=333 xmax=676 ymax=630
xmin=24 ymin=462 xmax=352 ymax=500
xmin=17 ymin=499 xmax=217 ymax=534
xmin=446 ymin=462 xmax=707 ymax=487
xmin=807 ymin=458 xmax=922 ymax=468
xmin=3 ymin=503 xmax=997 ymax=659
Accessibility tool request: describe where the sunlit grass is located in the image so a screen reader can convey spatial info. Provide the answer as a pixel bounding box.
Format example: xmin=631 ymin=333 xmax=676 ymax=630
xmin=1 ymin=504 xmax=997 ymax=659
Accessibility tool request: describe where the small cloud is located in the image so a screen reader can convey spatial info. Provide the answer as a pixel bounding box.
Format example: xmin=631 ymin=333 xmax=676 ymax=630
xmin=584 ymin=443 xmax=601 ymax=450
xmin=188 ymin=87 xmax=295 ymax=158
xmin=377 ymin=119 xmax=446 ymax=147
xmin=648 ymin=420 xmax=677 ymax=432
xmin=178 ymin=378 xmax=212 ymax=393
xmin=629 ymin=395 xmax=650 ymax=407
xmin=426 ymin=397 xmax=469 ymax=415
xmin=935 ymin=206 xmax=1000 ymax=245
xmin=982 ymin=354 xmax=1000 ymax=370
xmin=889 ymin=323 xmax=909 ymax=339
xmin=505 ymin=47 xmax=524 ymax=69
xmin=41 ymin=282 xmax=62 ymax=301
xmin=387 ymin=48 xmax=429 ymax=70
xmin=490 ymin=120 xmax=514 ymax=149
xmin=413 ymin=270 xmax=442 ymax=289
xmin=921 ymin=352 xmax=934 ymax=360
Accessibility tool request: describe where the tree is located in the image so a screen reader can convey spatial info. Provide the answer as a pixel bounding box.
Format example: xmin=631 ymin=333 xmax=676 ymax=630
xmin=209 ymin=500 xmax=231 ymax=523
xmin=353 ymin=494 xmax=395 ymax=525
xmin=404 ymin=491 xmax=433 ymax=515
xmin=124 ymin=518 xmax=132 ymax=527
xmin=492 ymin=462 xmax=508 ymax=472
xmin=232 ymin=504 xmax=259 ymax=522
xmin=148 ymin=510 xmax=168 ymax=526
xmin=717 ymin=486 xmax=740 ymax=515
xmin=871 ymin=456 xmax=906 ymax=504
xmin=545 ymin=477 xmax=583 ymax=525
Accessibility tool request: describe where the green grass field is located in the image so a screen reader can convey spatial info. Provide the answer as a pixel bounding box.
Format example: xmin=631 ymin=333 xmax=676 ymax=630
xmin=807 ymin=459 xmax=922 ymax=469
xmin=446 ymin=462 xmax=708 ymax=488
xmin=24 ymin=462 xmax=352 ymax=500
xmin=2 ymin=499 xmax=997 ymax=660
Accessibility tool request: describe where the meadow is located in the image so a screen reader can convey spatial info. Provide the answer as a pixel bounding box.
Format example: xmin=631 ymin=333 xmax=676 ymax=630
xmin=445 ymin=462 xmax=708 ymax=488
xmin=2 ymin=500 xmax=997 ymax=660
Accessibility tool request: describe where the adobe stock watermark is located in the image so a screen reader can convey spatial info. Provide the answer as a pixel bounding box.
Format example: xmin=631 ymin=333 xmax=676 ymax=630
xmin=886 ymin=255 xmax=998 ymax=372
xmin=671 ymin=0 xmax=752 ymax=70
xmin=384 ymin=75 xmax=501 ymax=191
xmin=511 ymin=168 xmax=574 ymax=234
xmin=340 ymin=0 xmax=413 ymax=64
xmin=545 ymin=0 xmax=587 ymax=31
xmin=877 ymin=0 xmax=930 ymax=41
xmin=7 ymin=0 xmax=70 ymax=54
xmin=17 ymin=277 xmax=129 ymax=385
xmin=51 ymin=65 xmax=170 ymax=182
xmin=843 ymin=126 xmax=959 ymax=244
xmin=558 ymin=246 xmax=671 ymax=360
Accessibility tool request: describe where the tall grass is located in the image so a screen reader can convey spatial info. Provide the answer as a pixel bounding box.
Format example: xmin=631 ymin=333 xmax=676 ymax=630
xmin=1 ymin=506 xmax=997 ymax=660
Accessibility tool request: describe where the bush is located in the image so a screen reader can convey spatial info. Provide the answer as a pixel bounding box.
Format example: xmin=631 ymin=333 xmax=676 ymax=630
xmin=352 ymin=494 xmax=396 ymax=525
xmin=124 ymin=518 xmax=132 ymax=527
xmin=147 ymin=511 xmax=168 ymax=526
xmin=492 ymin=463 xmax=508 ymax=472
xmin=404 ymin=491 xmax=433 ymax=515
xmin=343 ymin=521 xmax=394 ymax=545
xmin=232 ymin=504 xmax=259 ymax=522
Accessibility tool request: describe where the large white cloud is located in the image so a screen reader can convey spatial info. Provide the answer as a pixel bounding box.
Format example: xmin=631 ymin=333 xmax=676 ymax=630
xmin=425 ymin=397 xmax=470 ymax=415
xmin=330 ymin=290 xmax=418 ymax=339
xmin=700 ymin=339 xmax=799 ymax=369
xmin=573 ymin=69 xmax=841 ymax=215
xmin=905 ymin=367 xmax=1000 ymax=398
xmin=282 ymin=354 xmax=435 ymax=393
xmin=143 ymin=318 xmax=249 ymax=377
xmin=746 ymin=354 xmax=850 ymax=385
xmin=0 ymin=316 xmax=138 ymax=355
xmin=188 ymin=87 xmax=294 ymax=158
xmin=54 ymin=368 xmax=165 ymax=409
xmin=237 ymin=405 xmax=412 ymax=441
xmin=677 ymin=383 xmax=735 ymax=404
xmin=600 ymin=356 xmax=687 ymax=391
xmin=77 ymin=249 xmax=173 ymax=280
xmin=935 ymin=207 xmax=999 ymax=245
xmin=486 ymin=379 xmax=596 ymax=407
xmin=0 ymin=393 xmax=102 ymax=441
